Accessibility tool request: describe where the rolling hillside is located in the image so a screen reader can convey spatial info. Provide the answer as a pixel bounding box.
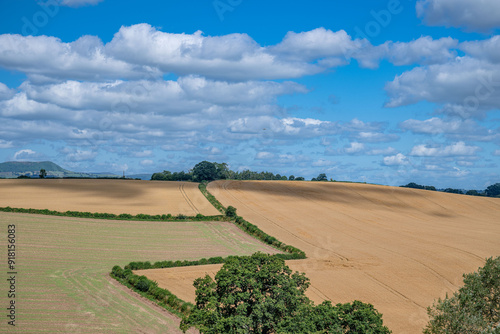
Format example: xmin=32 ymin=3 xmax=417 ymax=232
xmin=0 ymin=161 xmax=118 ymax=178
xmin=0 ymin=179 xmax=220 ymax=215
xmin=199 ymin=180 xmax=500 ymax=333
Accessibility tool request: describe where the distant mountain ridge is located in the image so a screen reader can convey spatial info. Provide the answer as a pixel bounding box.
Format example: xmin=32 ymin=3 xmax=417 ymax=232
xmin=0 ymin=161 xmax=119 ymax=179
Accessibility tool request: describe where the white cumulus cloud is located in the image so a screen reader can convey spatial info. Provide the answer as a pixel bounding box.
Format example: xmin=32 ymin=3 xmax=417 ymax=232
xmin=416 ymin=0 xmax=500 ymax=32
xmin=383 ymin=153 xmax=409 ymax=166
xmin=13 ymin=149 xmax=38 ymax=161
xmin=385 ymin=57 xmax=500 ymax=117
xmin=410 ymin=141 xmax=480 ymax=157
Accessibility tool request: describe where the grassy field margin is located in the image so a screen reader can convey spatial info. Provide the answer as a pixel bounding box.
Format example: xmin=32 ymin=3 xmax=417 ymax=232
xmin=108 ymin=181 xmax=307 ymax=322
xmin=0 ymin=206 xmax=226 ymax=222
xmin=199 ymin=181 xmax=306 ymax=259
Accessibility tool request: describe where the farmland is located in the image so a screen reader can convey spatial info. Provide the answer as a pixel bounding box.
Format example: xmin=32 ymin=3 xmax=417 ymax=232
xmin=2 ymin=178 xmax=499 ymax=333
xmin=196 ymin=180 xmax=500 ymax=334
xmin=0 ymin=210 xmax=277 ymax=333
xmin=0 ymin=179 xmax=219 ymax=216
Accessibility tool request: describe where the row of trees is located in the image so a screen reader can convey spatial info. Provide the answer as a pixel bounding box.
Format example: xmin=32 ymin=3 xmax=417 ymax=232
xmin=151 ymin=161 xmax=307 ymax=182
xmin=401 ymin=182 xmax=500 ymax=198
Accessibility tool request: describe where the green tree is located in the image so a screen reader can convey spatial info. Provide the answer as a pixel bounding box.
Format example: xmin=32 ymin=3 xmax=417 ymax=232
xmin=180 ymin=253 xmax=391 ymax=334
xmin=466 ymin=190 xmax=481 ymax=196
xmin=486 ymin=183 xmax=500 ymax=198
xmin=39 ymin=169 xmax=47 ymax=178
xmin=225 ymin=206 xmax=237 ymax=218
xmin=192 ymin=161 xmax=218 ymax=182
xmin=181 ymin=253 xmax=311 ymax=334
xmin=316 ymin=173 xmax=328 ymax=181
xmin=443 ymin=188 xmax=463 ymax=194
xmin=214 ymin=162 xmax=229 ymax=180
xmin=424 ymin=256 xmax=500 ymax=334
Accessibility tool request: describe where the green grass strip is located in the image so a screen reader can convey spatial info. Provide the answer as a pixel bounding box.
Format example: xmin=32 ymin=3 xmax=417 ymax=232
xmin=198 ymin=181 xmax=306 ymax=259
xmin=0 ymin=206 xmax=227 ymax=222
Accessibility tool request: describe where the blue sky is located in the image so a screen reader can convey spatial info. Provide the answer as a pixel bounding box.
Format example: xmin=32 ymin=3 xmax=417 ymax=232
xmin=0 ymin=0 xmax=499 ymax=189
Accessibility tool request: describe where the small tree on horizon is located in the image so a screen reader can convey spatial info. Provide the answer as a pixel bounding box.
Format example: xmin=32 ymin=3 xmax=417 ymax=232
xmin=39 ymin=169 xmax=47 ymax=178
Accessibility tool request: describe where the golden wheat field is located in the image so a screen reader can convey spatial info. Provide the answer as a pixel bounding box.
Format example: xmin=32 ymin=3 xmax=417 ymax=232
xmin=145 ymin=180 xmax=500 ymax=334
xmin=0 ymin=179 xmax=219 ymax=216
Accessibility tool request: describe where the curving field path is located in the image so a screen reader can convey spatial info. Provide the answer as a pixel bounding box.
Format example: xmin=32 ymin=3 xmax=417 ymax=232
xmin=0 ymin=179 xmax=219 ymax=216
xmin=202 ymin=180 xmax=500 ymax=334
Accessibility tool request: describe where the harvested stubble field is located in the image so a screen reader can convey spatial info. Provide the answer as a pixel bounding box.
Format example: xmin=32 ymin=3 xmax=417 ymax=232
xmin=0 ymin=211 xmax=278 ymax=333
xmin=0 ymin=179 xmax=219 ymax=216
xmin=191 ymin=180 xmax=500 ymax=334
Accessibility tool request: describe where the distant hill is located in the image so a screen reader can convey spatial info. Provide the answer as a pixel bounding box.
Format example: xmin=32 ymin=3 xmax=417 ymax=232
xmin=0 ymin=161 xmax=119 ymax=179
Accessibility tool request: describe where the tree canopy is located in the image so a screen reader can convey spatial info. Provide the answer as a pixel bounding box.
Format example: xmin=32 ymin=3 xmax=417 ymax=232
xmin=486 ymin=183 xmax=500 ymax=198
xmin=424 ymin=256 xmax=500 ymax=334
xmin=192 ymin=161 xmax=219 ymax=182
xmin=39 ymin=168 xmax=47 ymax=178
xmin=181 ymin=253 xmax=391 ymax=334
xmin=151 ymin=161 xmax=306 ymax=182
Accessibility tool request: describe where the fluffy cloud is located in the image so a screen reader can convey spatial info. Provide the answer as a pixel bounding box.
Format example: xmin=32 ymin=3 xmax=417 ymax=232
xmin=13 ymin=149 xmax=40 ymax=161
xmin=132 ymin=150 xmax=153 ymax=158
xmin=460 ymin=36 xmax=500 ymax=64
xmin=105 ymin=24 xmax=322 ymax=81
xmin=383 ymin=153 xmax=409 ymax=166
xmin=0 ymin=140 xmax=13 ymax=149
xmin=352 ymin=131 xmax=399 ymax=143
xmin=65 ymin=149 xmax=97 ymax=162
xmin=345 ymin=142 xmax=365 ymax=154
xmin=0 ymin=34 xmax=157 ymax=82
xmin=0 ymin=82 xmax=15 ymax=101
xmin=140 ymin=159 xmax=154 ymax=166
xmin=385 ymin=57 xmax=500 ymax=117
xmin=19 ymin=77 xmax=305 ymax=116
xmin=367 ymin=147 xmax=397 ymax=156
xmin=255 ymin=152 xmax=275 ymax=160
xmin=270 ymin=28 xmax=358 ymax=64
xmin=1 ymin=25 xmax=461 ymax=86
xmin=228 ymin=116 xmax=337 ymax=138
xmin=357 ymin=36 xmax=458 ymax=68
xmin=400 ymin=117 xmax=477 ymax=135
xmin=383 ymin=37 xmax=457 ymax=66
xmin=416 ymin=0 xmax=500 ymax=32
xmin=410 ymin=141 xmax=480 ymax=157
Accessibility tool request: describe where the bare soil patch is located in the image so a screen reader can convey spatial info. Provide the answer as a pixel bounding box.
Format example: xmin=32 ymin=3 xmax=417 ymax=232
xmin=195 ymin=180 xmax=500 ymax=334
xmin=0 ymin=179 xmax=219 ymax=215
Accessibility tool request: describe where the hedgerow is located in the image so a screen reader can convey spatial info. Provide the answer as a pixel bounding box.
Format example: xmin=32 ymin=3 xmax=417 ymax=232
xmin=198 ymin=182 xmax=306 ymax=259
xmin=0 ymin=206 xmax=226 ymax=222
xmin=110 ymin=265 xmax=194 ymax=318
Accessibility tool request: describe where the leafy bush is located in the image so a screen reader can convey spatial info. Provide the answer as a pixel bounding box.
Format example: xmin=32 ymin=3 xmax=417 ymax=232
xmin=424 ymin=256 xmax=500 ymax=334
xmin=136 ymin=276 xmax=151 ymax=292
xmin=181 ymin=253 xmax=391 ymax=334
xmin=225 ymin=205 xmax=237 ymax=218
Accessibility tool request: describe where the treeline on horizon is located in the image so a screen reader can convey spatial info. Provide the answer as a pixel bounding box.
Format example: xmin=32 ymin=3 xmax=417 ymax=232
xmin=151 ymin=161 xmax=307 ymax=182
xmin=401 ymin=182 xmax=500 ymax=198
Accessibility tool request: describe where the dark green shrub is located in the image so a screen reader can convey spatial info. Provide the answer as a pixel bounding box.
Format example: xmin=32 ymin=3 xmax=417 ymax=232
xmin=136 ymin=277 xmax=151 ymax=292
xmin=111 ymin=265 xmax=124 ymax=278
xmin=225 ymin=206 xmax=237 ymax=218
